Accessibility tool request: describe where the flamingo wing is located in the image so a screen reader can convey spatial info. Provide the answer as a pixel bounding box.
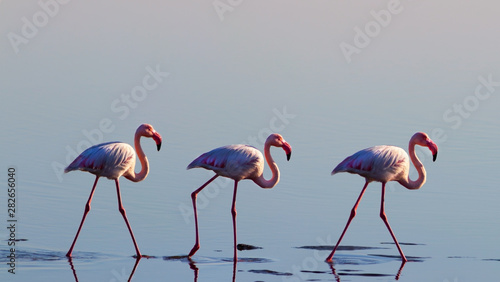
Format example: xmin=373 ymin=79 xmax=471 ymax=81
xmin=65 ymin=141 xmax=136 ymax=179
xmin=187 ymin=144 xmax=263 ymax=180
xmin=332 ymin=145 xmax=409 ymax=182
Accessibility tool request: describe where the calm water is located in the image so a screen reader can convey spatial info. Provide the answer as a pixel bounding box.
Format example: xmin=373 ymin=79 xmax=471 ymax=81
xmin=1 ymin=1 xmax=500 ymax=281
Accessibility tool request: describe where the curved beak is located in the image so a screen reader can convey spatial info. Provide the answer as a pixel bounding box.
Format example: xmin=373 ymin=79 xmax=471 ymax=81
xmin=282 ymin=141 xmax=292 ymax=161
xmin=152 ymin=131 xmax=162 ymax=151
xmin=426 ymin=139 xmax=438 ymax=162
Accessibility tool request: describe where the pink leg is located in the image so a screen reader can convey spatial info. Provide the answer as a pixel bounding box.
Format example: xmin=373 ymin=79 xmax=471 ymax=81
xmin=66 ymin=176 xmax=99 ymax=257
xmin=231 ymin=181 xmax=239 ymax=261
xmin=115 ymin=179 xmax=142 ymax=258
xmin=188 ymin=174 xmax=219 ymax=258
xmin=326 ymin=181 xmax=369 ymax=262
xmin=380 ymin=183 xmax=407 ymax=262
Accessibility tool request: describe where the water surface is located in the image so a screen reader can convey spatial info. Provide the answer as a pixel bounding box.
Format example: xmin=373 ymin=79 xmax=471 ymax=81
xmin=1 ymin=1 xmax=500 ymax=281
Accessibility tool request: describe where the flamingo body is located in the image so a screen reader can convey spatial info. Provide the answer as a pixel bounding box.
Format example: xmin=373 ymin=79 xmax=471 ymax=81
xmin=187 ymin=144 xmax=264 ymax=181
xmin=332 ymin=145 xmax=409 ymax=183
xmin=65 ymin=142 xmax=136 ymax=180
xmin=326 ymin=132 xmax=438 ymax=263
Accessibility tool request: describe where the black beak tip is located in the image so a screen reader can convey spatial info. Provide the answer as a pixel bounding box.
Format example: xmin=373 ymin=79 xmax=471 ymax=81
xmin=157 ymin=143 xmax=162 ymax=151
xmin=432 ymin=152 xmax=437 ymax=162
xmin=286 ymin=153 xmax=291 ymax=161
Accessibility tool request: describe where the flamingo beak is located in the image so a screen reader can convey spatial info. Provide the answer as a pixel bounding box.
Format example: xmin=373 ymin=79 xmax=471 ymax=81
xmin=153 ymin=132 xmax=162 ymax=151
xmin=282 ymin=141 xmax=292 ymax=161
xmin=426 ymin=139 xmax=438 ymax=162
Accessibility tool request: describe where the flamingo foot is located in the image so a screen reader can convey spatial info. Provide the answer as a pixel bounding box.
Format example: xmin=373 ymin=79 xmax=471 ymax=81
xmin=132 ymin=253 xmax=156 ymax=259
xmin=188 ymin=244 xmax=199 ymax=258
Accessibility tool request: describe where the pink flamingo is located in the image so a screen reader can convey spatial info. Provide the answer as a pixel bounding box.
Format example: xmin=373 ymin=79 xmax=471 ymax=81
xmin=64 ymin=124 xmax=162 ymax=258
xmin=326 ymin=132 xmax=438 ymax=263
xmin=187 ymin=133 xmax=292 ymax=260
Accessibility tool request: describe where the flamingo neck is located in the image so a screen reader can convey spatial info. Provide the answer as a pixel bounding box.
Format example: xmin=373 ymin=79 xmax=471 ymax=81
xmin=253 ymin=141 xmax=280 ymax=189
xmin=127 ymin=131 xmax=149 ymax=182
xmin=399 ymin=138 xmax=426 ymax=190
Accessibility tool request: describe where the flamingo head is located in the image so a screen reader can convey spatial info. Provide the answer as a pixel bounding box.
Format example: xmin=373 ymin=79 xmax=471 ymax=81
xmin=412 ymin=132 xmax=438 ymax=162
xmin=137 ymin=124 xmax=162 ymax=151
xmin=266 ymin=133 xmax=292 ymax=161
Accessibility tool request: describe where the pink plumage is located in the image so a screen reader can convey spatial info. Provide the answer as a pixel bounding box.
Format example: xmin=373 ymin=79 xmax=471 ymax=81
xmin=332 ymin=145 xmax=409 ymax=183
xmin=187 ymin=144 xmax=264 ymax=181
xmin=65 ymin=142 xmax=136 ymax=180
xmin=326 ymin=132 xmax=438 ymax=263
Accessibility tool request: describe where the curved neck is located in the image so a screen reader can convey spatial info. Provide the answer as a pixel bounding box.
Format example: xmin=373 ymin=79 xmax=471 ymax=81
xmin=253 ymin=142 xmax=280 ymax=189
xmin=399 ymin=139 xmax=426 ymax=190
xmin=127 ymin=131 xmax=149 ymax=182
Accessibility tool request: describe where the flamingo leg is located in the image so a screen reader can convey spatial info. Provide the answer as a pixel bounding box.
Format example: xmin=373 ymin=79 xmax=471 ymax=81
xmin=115 ymin=179 xmax=142 ymax=258
xmin=231 ymin=181 xmax=239 ymax=261
xmin=188 ymin=174 xmax=219 ymax=258
xmin=326 ymin=180 xmax=369 ymax=262
xmin=66 ymin=176 xmax=99 ymax=257
xmin=380 ymin=182 xmax=408 ymax=262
